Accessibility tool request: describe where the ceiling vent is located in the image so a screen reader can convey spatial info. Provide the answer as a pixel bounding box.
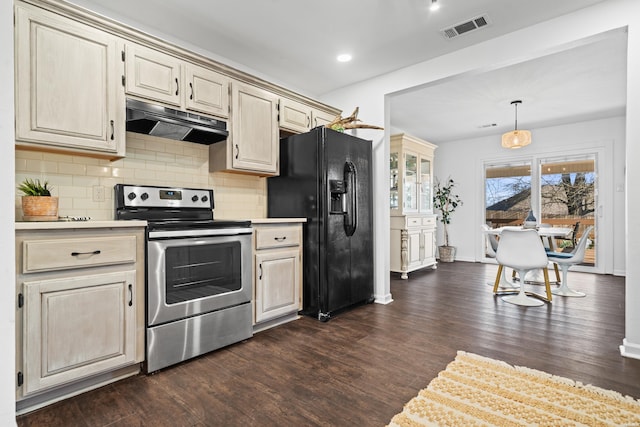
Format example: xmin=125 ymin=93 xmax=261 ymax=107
xmin=441 ymin=14 xmax=490 ymax=39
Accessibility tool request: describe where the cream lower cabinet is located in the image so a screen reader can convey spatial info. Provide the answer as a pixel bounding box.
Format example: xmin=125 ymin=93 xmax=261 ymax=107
xmin=22 ymin=271 xmax=136 ymax=395
xmin=15 ymin=226 xmax=145 ymax=411
xmin=252 ymin=222 xmax=303 ymax=329
xmin=14 ymin=2 xmax=125 ymax=158
xmin=390 ymin=215 xmax=437 ymax=279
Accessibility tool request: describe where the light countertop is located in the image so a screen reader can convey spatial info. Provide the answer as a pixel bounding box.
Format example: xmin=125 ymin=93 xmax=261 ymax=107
xmin=16 ymin=218 xmax=306 ymax=230
xmin=248 ymin=218 xmax=307 ymax=224
xmin=15 ymin=220 xmax=147 ymax=230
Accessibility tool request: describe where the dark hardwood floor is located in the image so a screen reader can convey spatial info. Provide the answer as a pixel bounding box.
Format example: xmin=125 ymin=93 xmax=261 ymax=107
xmin=16 ymin=262 xmax=640 ymax=426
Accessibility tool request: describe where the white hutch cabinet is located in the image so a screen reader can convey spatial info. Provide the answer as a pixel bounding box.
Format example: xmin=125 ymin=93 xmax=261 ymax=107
xmin=390 ymin=133 xmax=438 ymax=279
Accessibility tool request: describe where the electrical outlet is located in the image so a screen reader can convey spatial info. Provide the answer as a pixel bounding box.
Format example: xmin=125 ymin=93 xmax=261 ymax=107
xmin=93 ymin=185 xmax=105 ymax=202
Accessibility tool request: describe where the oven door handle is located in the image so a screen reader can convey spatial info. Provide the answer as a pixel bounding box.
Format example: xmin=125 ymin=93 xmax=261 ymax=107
xmin=148 ymin=227 xmax=253 ymax=239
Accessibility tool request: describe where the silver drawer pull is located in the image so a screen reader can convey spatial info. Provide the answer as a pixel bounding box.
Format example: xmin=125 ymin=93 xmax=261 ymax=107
xmin=71 ymin=250 xmax=101 ymax=256
xmin=274 ymin=236 xmax=287 ymax=242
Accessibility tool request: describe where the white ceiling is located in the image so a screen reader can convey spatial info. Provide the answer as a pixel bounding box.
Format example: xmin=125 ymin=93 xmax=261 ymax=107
xmin=67 ymin=0 xmax=627 ymax=143
xmin=391 ymin=31 xmax=628 ymax=144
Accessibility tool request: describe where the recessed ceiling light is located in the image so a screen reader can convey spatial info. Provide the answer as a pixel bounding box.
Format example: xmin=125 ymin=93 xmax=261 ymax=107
xmin=429 ymin=0 xmax=440 ymax=11
xmin=337 ymin=54 xmax=352 ymax=63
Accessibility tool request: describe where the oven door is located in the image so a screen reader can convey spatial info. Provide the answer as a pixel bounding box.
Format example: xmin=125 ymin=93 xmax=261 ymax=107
xmin=147 ymin=232 xmax=252 ymax=327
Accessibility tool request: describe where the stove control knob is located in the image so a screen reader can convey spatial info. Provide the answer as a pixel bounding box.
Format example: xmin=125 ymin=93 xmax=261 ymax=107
xmin=201 ymin=195 xmax=209 ymax=203
xmin=191 ymin=195 xmax=199 ymax=202
xmin=127 ymin=192 xmax=136 ymax=201
xmin=140 ymin=193 xmax=149 ymax=201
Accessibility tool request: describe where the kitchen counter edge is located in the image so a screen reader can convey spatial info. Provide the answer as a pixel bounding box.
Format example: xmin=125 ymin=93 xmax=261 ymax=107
xmin=249 ymin=218 xmax=307 ymax=224
xmin=15 ymin=220 xmax=148 ymax=230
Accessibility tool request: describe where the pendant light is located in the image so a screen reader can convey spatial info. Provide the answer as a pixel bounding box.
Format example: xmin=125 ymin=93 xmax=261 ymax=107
xmin=501 ymin=100 xmax=532 ymax=149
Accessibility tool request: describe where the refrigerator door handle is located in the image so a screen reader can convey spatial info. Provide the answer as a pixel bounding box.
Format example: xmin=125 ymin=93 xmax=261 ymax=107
xmin=344 ymin=161 xmax=357 ymax=236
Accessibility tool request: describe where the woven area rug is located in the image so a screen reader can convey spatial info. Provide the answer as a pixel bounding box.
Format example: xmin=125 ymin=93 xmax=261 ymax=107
xmin=388 ymin=351 xmax=640 ymax=426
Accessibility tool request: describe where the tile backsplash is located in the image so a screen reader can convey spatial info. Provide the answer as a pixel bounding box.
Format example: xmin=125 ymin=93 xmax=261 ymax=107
xmin=15 ymin=133 xmax=267 ymax=221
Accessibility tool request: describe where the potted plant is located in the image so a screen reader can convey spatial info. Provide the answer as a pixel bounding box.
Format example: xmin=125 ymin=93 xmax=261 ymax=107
xmin=18 ymin=178 xmax=59 ymax=221
xmin=433 ymin=178 xmax=463 ymax=262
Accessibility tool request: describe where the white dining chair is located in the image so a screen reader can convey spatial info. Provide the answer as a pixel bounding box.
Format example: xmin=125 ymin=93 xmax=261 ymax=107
xmin=493 ymin=229 xmax=552 ymax=306
xmin=482 ymin=224 xmax=515 ymax=289
xmin=547 ymin=225 xmax=594 ymax=297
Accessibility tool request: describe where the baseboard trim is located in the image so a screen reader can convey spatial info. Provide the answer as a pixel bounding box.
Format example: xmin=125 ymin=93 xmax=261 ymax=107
xmin=374 ymin=293 xmax=393 ymax=305
xmin=620 ymin=338 xmax=640 ymax=360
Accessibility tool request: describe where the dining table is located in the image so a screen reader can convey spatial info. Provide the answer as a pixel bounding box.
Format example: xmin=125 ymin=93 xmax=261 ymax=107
xmin=484 ymin=225 xmax=573 ymax=287
xmin=485 ymin=225 xmax=573 ymax=239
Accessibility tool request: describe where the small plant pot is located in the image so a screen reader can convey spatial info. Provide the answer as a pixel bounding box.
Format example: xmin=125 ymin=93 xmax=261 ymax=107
xmin=21 ymin=196 xmax=59 ymax=221
xmin=438 ymin=245 xmax=456 ymax=262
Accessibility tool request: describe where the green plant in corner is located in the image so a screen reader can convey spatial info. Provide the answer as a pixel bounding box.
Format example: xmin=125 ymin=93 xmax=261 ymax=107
xmin=17 ymin=178 xmax=52 ymax=196
xmin=433 ymin=178 xmax=462 ymax=248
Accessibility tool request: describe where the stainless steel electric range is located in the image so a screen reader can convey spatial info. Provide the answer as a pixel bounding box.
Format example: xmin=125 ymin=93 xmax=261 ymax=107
xmin=115 ymin=184 xmax=253 ymax=373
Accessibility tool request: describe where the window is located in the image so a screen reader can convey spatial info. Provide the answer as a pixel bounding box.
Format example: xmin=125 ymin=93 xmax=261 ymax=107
xmin=485 ymin=162 xmax=532 ymax=227
xmin=539 ymin=157 xmax=596 ymax=266
xmin=483 ymin=156 xmax=597 ymax=268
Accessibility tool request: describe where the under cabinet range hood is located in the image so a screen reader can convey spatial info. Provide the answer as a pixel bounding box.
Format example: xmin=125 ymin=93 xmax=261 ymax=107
xmin=125 ymin=99 xmax=228 ymax=145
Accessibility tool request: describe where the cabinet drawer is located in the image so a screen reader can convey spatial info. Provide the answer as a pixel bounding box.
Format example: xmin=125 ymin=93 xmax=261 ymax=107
xmin=23 ymin=236 xmax=137 ymax=273
xmin=406 ymin=217 xmax=422 ymax=228
xmin=255 ymin=226 xmax=300 ymax=249
xmin=422 ymin=217 xmax=436 ymax=227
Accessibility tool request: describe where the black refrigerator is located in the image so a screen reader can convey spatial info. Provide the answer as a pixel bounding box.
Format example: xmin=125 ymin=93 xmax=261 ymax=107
xmin=267 ymin=127 xmax=374 ymax=321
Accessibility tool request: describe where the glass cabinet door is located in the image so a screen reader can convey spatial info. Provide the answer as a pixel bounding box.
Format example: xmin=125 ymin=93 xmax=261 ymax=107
xmin=420 ymin=157 xmax=431 ymax=212
xmin=390 ymin=152 xmax=399 ymax=209
xmin=404 ymin=153 xmax=418 ymax=211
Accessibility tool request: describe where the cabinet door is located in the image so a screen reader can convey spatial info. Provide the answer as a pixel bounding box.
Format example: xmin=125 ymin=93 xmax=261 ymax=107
xmin=184 ymin=63 xmax=230 ymax=118
xmin=231 ymin=83 xmax=279 ymax=174
xmin=125 ymin=43 xmax=181 ymax=106
xmin=421 ymin=227 xmax=436 ymax=265
xmin=255 ymin=249 xmax=300 ymax=323
xmin=390 ymin=152 xmax=399 ymax=210
xmin=22 ymin=270 xmax=136 ymax=395
xmin=312 ymin=109 xmax=337 ymax=128
xmin=407 ymin=229 xmax=422 ymax=269
xmin=404 ymin=153 xmax=418 ymax=212
xmin=279 ymin=98 xmax=311 ymax=133
xmin=15 ymin=4 xmax=124 ymax=156
xmin=419 ymin=156 xmax=432 ymax=213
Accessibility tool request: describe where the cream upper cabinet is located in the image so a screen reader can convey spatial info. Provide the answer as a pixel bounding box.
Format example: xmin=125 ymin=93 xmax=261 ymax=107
xmin=279 ymin=98 xmax=311 ymax=133
xmin=124 ymin=43 xmax=182 ymax=106
xmin=14 ymin=2 xmax=125 ymax=158
xmin=124 ymin=43 xmax=230 ymax=118
xmin=312 ymin=109 xmax=337 ymax=128
xmin=184 ymin=63 xmax=230 ymax=118
xmin=210 ymin=81 xmax=279 ymax=175
xmin=390 ymin=133 xmax=437 ymax=215
xmin=279 ymin=97 xmax=338 ymax=134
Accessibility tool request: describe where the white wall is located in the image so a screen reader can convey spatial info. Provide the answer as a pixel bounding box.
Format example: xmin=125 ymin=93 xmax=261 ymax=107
xmin=434 ymin=116 xmax=625 ymax=276
xmin=1 ymin=0 xmax=16 ymax=424
xmin=321 ymin=0 xmax=640 ymax=359
xmin=622 ymin=10 xmax=640 ymax=359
